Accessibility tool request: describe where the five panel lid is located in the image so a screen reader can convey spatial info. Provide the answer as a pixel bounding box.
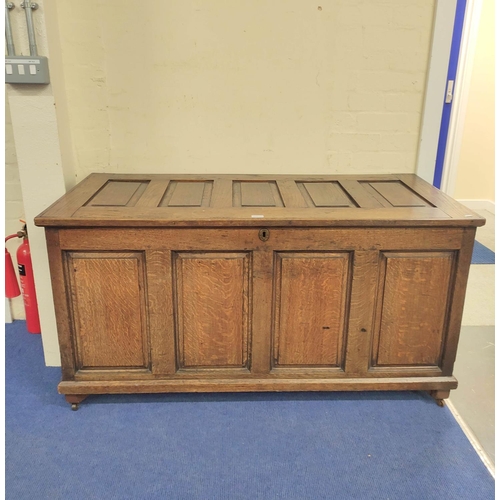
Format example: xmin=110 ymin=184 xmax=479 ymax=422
xmin=34 ymin=173 xmax=485 ymax=227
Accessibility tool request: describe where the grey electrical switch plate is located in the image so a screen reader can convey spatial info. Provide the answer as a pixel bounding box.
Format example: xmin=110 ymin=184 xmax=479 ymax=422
xmin=5 ymin=56 xmax=50 ymax=84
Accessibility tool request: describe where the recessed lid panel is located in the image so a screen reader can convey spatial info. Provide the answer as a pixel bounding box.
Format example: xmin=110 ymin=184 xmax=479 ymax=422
xmin=34 ymin=173 xmax=485 ymax=228
xmin=298 ymin=182 xmax=356 ymax=208
xmin=86 ymin=181 xmax=149 ymax=207
xmin=159 ymin=181 xmax=213 ymax=207
xmin=361 ymin=181 xmax=431 ymax=207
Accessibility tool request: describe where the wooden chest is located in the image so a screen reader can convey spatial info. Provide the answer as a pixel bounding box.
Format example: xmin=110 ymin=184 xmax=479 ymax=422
xmin=35 ymin=173 xmax=485 ymax=410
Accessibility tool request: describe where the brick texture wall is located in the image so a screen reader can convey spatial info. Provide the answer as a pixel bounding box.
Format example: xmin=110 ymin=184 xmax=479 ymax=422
xmin=325 ymin=1 xmax=433 ymax=172
xmin=53 ymin=0 xmax=435 ymax=179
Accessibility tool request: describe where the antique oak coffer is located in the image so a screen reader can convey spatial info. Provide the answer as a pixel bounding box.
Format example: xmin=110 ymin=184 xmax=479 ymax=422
xmin=35 ymin=173 xmax=485 ymax=410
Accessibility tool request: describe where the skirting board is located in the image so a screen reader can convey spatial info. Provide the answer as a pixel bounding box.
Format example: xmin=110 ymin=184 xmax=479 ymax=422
xmin=457 ymin=199 xmax=495 ymax=214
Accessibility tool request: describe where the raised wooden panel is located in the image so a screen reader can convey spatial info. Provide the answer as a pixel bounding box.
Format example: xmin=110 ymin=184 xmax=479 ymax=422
xmin=273 ymin=252 xmax=351 ymax=368
xmin=86 ymin=180 xmax=149 ymax=207
xmin=362 ymin=181 xmax=431 ymax=207
xmin=159 ymin=181 xmax=213 ymax=207
xmin=66 ymin=252 xmax=148 ymax=369
xmin=372 ymin=252 xmax=455 ymax=367
xmin=297 ymin=182 xmax=356 ymax=207
xmin=233 ymin=181 xmax=284 ymax=207
xmin=174 ymin=252 xmax=251 ymax=369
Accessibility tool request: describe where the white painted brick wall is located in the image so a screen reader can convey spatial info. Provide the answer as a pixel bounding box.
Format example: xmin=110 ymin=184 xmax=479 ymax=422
xmin=53 ymin=0 xmax=434 ymax=178
xmin=5 ymin=97 xmax=26 ymax=320
xmin=325 ymin=0 xmax=434 ymax=173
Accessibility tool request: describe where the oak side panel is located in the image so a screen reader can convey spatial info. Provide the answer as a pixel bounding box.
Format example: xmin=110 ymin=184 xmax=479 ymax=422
xmin=273 ymin=252 xmax=351 ymax=367
xmin=441 ymin=227 xmax=477 ymax=374
xmin=372 ymin=251 xmax=455 ymax=367
xmin=174 ymin=252 xmax=251 ymax=369
xmin=67 ymin=252 xmax=149 ymax=369
xmin=44 ymin=228 xmax=77 ymax=379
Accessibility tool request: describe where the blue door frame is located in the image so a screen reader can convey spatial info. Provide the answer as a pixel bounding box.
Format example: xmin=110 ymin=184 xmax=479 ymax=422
xmin=433 ymin=0 xmax=467 ymax=189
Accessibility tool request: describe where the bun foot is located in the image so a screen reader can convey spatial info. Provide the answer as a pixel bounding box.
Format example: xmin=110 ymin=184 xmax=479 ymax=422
xmin=428 ymin=390 xmax=449 ymax=407
xmin=65 ymin=394 xmax=88 ymax=410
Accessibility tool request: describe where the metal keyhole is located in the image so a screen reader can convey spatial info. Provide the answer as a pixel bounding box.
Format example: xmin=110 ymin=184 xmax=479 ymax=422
xmin=259 ymin=228 xmax=270 ymax=242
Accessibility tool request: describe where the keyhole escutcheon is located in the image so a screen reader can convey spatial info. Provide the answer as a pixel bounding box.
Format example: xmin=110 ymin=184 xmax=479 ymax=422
xmin=258 ymin=228 xmax=270 ymax=242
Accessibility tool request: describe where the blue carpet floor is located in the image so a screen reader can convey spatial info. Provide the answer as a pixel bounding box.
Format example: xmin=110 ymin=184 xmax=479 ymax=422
xmin=472 ymin=241 xmax=495 ymax=264
xmin=6 ymin=321 xmax=494 ymax=500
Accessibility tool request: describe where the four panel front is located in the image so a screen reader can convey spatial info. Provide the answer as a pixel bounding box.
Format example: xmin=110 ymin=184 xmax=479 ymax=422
xmin=173 ymin=252 xmax=251 ymax=370
xmin=272 ymin=252 xmax=351 ymax=369
xmin=61 ymin=234 xmax=460 ymax=380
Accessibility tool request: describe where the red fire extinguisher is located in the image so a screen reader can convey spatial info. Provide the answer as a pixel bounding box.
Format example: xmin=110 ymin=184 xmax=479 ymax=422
xmin=5 ymin=223 xmax=41 ymax=334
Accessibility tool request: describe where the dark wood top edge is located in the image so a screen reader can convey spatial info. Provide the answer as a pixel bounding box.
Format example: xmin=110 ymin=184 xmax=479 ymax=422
xmin=35 ymin=219 xmax=483 ymax=228
xmin=33 ymin=173 xmax=487 ymax=227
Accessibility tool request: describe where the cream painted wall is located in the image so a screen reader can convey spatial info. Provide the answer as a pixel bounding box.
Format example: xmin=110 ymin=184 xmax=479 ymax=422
xmin=453 ymin=0 xmax=494 ymax=202
xmin=6 ymin=1 xmax=71 ymax=365
xmin=54 ymin=0 xmax=435 ymax=180
xmin=5 ymin=97 xmax=25 ymax=320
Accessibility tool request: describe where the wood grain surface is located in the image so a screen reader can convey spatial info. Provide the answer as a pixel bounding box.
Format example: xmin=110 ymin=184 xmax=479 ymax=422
xmin=160 ymin=181 xmax=213 ymax=207
xmin=67 ymin=252 xmax=148 ymax=369
xmin=174 ymin=252 xmax=250 ymax=368
xmin=145 ymin=250 xmax=177 ymax=375
xmin=299 ymin=182 xmax=355 ymax=207
xmin=273 ymin=252 xmax=350 ymax=367
xmin=87 ymin=180 xmax=149 ymax=207
xmin=372 ymin=252 xmax=455 ymax=367
xmin=440 ymin=227 xmax=476 ymax=375
xmin=236 ymin=181 xmax=284 ymax=207
xmin=38 ymin=173 xmax=481 ymax=405
xmin=366 ymin=181 xmax=430 ymax=207
xmin=34 ymin=173 xmax=485 ymax=227
xmin=344 ymin=251 xmax=380 ymax=376
xmin=58 ymin=376 xmax=459 ymax=395
xmin=45 ymin=229 xmax=77 ymax=379
xmin=58 ymin=227 xmax=465 ymax=252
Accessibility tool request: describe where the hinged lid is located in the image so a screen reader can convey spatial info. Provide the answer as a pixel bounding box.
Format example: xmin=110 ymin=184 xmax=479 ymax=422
xmin=34 ymin=173 xmax=485 ymax=227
